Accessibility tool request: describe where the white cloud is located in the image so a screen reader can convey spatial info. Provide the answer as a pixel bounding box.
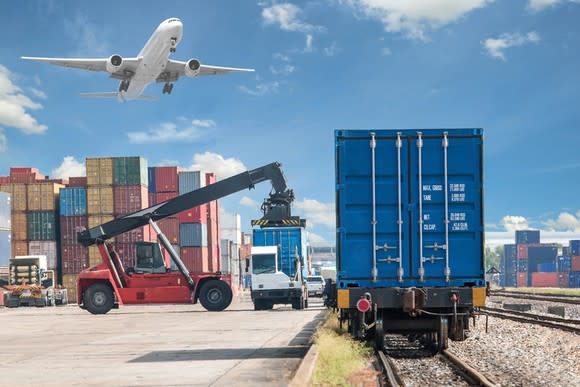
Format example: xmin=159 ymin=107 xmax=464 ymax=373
xmin=382 ymin=47 xmax=392 ymax=56
xmin=127 ymin=119 xmax=215 ymax=144
xmin=262 ymin=3 xmax=324 ymax=33
xmin=186 ymin=152 xmax=246 ymax=180
xmin=239 ymin=81 xmax=280 ymax=96
xmin=273 ymin=53 xmax=290 ymax=62
xmin=269 ymin=64 xmax=296 ymax=75
xmin=29 ymin=88 xmax=47 ymax=99
xmin=308 ymin=231 xmax=331 ymax=247
xmin=483 ymin=31 xmax=540 ymax=60
xmin=64 ymin=13 xmax=111 ymax=56
xmin=0 ymin=65 xmax=47 ymax=134
xmin=343 ymin=0 xmax=492 ymax=40
xmin=543 ymin=211 xmax=580 ymax=232
xmin=500 ymin=215 xmax=530 ymax=232
xmin=304 ymin=34 xmax=314 ymax=52
xmin=51 ymin=156 xmax=86 ymax=179
xmin=240 ymin=196 xmax=259 ymax=209
xmin=324 ymin=42 xmax=341 ymax=57
xmin=527 ymin=0 xmax=580 ymax=12
xmin=0 ymin=128 xmax=7 ymax=152
xmin=294 ymin=198 xmax=335 ymax=228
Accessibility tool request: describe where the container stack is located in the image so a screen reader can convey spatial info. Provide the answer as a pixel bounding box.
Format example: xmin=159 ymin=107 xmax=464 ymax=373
xmin=568 ymin=240 xmax=580 ymax=288
xmin=59 ymin=186 xmax=89 ymax=277
xmin=0 ymin=192 xmax=11 ymax=269
xmin=112 ymin=157 xmax=150 ymax=267
xmin=149 ymin=166 xmax=180 ymax=247
xmin=500 ymin=244 xmax=517 ymax=287
xmin=206 ymin=173 xmax=220 ymax=272
xmin=178 ymin=170 xmax=208 ymax=272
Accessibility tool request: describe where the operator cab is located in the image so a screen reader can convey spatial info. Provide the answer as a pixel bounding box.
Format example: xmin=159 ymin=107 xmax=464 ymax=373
xmin=251 ymin=246 xmax=278 ymax=275
xmin=134 ymin=241 xmax=168 ymax=274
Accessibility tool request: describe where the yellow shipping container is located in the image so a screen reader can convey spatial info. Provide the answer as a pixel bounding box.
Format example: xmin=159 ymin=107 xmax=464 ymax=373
xmin=0 ymin=183 xmax=28 ymax=211
xmin=87 ymin=186 xmax=114 ymax=215
xmin=86 ymin=158 xmax=113 ymax=186
xmin=27 ymin=183 xmax=64 ymax=211
xmin=11 ymin=240 xmax=28 ymax=257
xmin=62 ymin=274 xmax=78 ymax=304
xmin=11 ymin=211 xmax=27 ymax=241
xmin=88 ymin=214 xmax=114 ymax=229
xmin=88 ymin=246 xmax=103 ymax=267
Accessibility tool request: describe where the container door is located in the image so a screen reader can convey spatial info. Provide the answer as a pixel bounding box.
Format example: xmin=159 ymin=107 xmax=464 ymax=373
xmin=409 ymin=132 xmax=483 ymax=285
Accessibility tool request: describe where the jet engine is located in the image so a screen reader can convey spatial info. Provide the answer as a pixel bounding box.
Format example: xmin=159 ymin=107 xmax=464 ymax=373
xmin=106 ymin=54 xmax=123 ymax=74
xmin=184 ymin=59 xmax=201 ymax=77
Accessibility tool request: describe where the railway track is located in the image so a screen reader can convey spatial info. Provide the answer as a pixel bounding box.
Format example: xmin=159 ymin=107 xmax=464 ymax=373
xmin=376 ymin=334 xmax=496 ymax=386
xmin=489 ymin=290 xmax=580 ymax=305
xmin=482 ymin=306 xmax=580 ymax=334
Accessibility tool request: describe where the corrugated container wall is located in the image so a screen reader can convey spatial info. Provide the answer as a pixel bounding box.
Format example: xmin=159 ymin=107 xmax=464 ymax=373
xmin=27 ymin=211 xmax=56 ymax=240
xmin=60 ymin=216 xmax=88 ymax=274
xmin=527 ymin=245 xmax=557 ymax=261
xmin=28 ymin=241 xmax=57 ymax=269
xmin=60 ymin=187 xmax=87 ymax=216
xmin=12 ymin=212 xmax=27 ymax=241
xmin=0 ymin=192 xmax=10 ymax=229
xmin=557 ymin=256 xmax=571 ymax=272
xmin=570 ymin=272 xmax=580 ymax=288
xmin=335 ymin=129 xmax=485 ymax=288
xmin=12 ymin=241 xmax=28 ymax=257
xmin=147 ymin=167 xmax=156 ymax=193
xmin=113 ymin=156 xmax=148 ymax=186
xmin=27 ymin=183 xmax=63 ymax=211
xmin=515 ymin=230 xmax=540 ymax=245
xmin=0 ymin=184 xmax=27 ymax=211
xmin=180 ymin=223 xmax=207 ymax=247
xmin=113 ymin=185 xmax=148 ymax=215
xmin=252 ymin=226 xmax=307 ymax=279
xmin=62 ymin=274 xmax=78 ymax=304
xmin=154 ymin=166 xmax=178 ymax=192
xmin=180 ymin=247 xmax=209 ymax=272
xmin=87 ymin=186 xmax=114 ymax=215
xmin=86 ymin=158 xmax=113 ymax=186
xmin=68 ymin=176 xmax=87 ymax=187
xmin=572 ymin=256 xmax=580 ymax=272
xmin=158 ymin=217 xmax=179 ymax=244
xmin=570 ymin=240 xmax=580 ymax=256
xmin=178 ymin=171 xmax=205 ymax=194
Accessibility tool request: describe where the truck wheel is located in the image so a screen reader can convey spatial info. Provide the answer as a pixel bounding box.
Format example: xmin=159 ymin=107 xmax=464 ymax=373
xmin=199 ymin=280 xmax=232 ymax=311
xmin=84 ymin=283 xmax=114 ymax=314
xmin=254 ymin=300 xmax=264 ymax=310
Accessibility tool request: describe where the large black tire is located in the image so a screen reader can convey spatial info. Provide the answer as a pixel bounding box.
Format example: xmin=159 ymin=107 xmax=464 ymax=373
xmin=83 ymin=283 xmax=114 ymax=315
xmin=199 ymin=280 xmax=233 ymax=311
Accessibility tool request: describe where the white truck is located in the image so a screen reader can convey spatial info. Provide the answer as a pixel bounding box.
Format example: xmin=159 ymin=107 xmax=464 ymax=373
xmin=250 ymin=246 xmax=307 ymax=310
xmin=5 ymin=255 xmax=68 ymax=307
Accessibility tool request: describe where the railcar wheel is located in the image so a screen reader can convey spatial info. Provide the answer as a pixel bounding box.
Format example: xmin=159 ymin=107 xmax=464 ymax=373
xmin=436 ymin=317 xmax=449 ymax=351
xmin=84 ymin=283 xmax=114 ymax=315
xmin=199 ymin=280 xmax=233 ymax=311
xmin=375 ymin=318 xmax=385 ymax=350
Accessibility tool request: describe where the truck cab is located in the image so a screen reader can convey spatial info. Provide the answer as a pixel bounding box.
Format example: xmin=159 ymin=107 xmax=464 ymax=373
xmin=250 ymin=245 xmax=307 ymax=310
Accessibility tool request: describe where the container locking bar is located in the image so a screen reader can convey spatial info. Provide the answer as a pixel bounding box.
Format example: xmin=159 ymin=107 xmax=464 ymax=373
xmin=396 ymin=132 xmax=403 ymax=282
xmin=370 ymin=132 xmax=378 ymax=282
xmin=443 ymin=132 xmax=451 ymax=282
xmin=417 ymin=132 xmax=425 ymax=282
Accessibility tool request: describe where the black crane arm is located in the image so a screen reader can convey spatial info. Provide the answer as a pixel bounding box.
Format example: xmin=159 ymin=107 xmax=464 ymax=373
xmin=78 ymin=162 xmax=289 ymax=246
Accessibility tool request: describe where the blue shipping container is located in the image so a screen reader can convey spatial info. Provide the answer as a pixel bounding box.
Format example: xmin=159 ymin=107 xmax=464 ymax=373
xmin=335 ymin=129 xmax=485 ymax=288
xmin=59 ymin=187 xmax=87 ymax=216
xmin=515 ymin=230 xmax=540 ymax=245
xmin=537 ymin=263 xmax=557 ymax=272
xmin=178 ymin=171 xmax=205 ymax=194
xmin=570 ymin=240 xmax=580 ymax=256
xmin=569 ymin=272 xmax=580 ymax=288
xmin=557 ymin=256 xmax=571 ymax=272
xmin=179 ymin=223 xmax=207 ymax=247
xmin=147 ymin=167 xmax=156 ymax=193
xmin=252 ymin=226 xmax=308 ymax=279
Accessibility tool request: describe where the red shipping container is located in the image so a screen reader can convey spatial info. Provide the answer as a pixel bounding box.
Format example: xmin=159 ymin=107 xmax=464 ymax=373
xmin=68 ymin=177 xmax=87 ymax=187
xmin=116 ymin=225 xmax=153 ymax=244
xmin=10 ymin=173 xmax=39 ymax=183
xmin=113 ymin=242 xmax=138 ymax=268
xmin=571 ymin=256 xmax=580 ymax=272
xmin=517 ymin=244 xmax=528 ymax=259
xmin=157 ymin=217 xmax=179 ymax=244
xmin=154 ymin=167 xmax=178 ymax=192
xmin=114 ymin=185 xmax=148 ymax=215
xmin=155 ymin=191 xmax=178 ymax=203
xmin=61 ymin=244 xmax=89 ymax=274
xmin=60 ymin=216 xmax=88 ymax=245
xmin=177 ymin=205 xmax=208 ymax=224
xmin=558 ymin=272 xmax=569 ymax=288
xmin=517 ymin=272 xmax=528 ymax=287
xmin=0 ymin=176 xmax=10 ymax=183
xmin=180 ymin=247 xmax=209 ymax=272
xmin=531 ymin=272 xmax=559 ymax=287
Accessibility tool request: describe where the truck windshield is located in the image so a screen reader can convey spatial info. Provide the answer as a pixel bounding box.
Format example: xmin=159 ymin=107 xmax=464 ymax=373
xmin=252 ymin=254 xmax=276 ymax=274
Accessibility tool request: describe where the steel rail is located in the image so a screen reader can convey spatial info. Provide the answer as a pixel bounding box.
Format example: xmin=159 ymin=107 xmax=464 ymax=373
xmin=489 ymin=291 xmax=580 ymax=305
xmin=440 ymin=349 xmax=496 ymax=387
xmin=483 ymin=307 xmax=580 ymax=334
xmin=376 ymin=349 xmax=404 ymax=387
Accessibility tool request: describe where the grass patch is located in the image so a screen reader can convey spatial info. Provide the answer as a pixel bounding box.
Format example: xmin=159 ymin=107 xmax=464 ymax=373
xmin=501 ymin=287 xmax=580 ymax=296
xmin=312 ymin=312 xmax=374 ymax=386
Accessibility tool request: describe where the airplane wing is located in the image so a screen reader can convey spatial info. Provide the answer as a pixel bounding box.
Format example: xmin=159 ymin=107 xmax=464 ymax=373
xmin=161 ymin=59 xmax=254 ymax=81
xmin=20 ymin=57 xmax=141 ymax=79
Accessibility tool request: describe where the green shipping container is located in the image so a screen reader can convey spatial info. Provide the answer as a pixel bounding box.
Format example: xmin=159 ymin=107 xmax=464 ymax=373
xmin=27 ymin=211 xmax=56 ymax=241
xmin=113 ymin=157 xmax=148 ymax=186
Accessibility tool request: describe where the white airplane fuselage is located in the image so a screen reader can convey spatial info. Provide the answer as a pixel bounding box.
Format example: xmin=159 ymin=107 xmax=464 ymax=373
xmin=120 ymin=18 xmax=183 ymax=101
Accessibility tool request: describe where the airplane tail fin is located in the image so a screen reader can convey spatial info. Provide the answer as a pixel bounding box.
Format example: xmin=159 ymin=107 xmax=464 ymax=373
xmin=79 ymin=92 xmax=159 ymax=101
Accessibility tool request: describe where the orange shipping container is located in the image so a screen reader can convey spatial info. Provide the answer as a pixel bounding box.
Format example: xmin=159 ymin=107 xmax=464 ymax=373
xmin=11 ymin=211 xmax=27 ymax=241
xmin=88 ymin=246 xmax=103 ymax=267
xmin=0 ymin=184 xmax=28 ymax=211
xmin=62 ymin=274 xmax=78 ymax=304
xmin=11 ymin=240 xmax=28 ymax=257
xmin=86 ymin=158 xmax=113 ymax=186
xmin=26 ymin=183 xmax=63 ymax=211
xmin=517 ymin=272 xmax=528 ymax=287
xmin=88 ymin=215 xmax=115 ymax=229
xmin=517 ymin=244 xmax=528 ymax=259
xmin=87 ymin=186 xmax=114 ymax=215
xmin=571 ymin=256 xmax=580 ymax=272
xmin=181 ymin=247 xmax=209 ymax=272
xmin=531 ymin=272 xmax=559 ymax=287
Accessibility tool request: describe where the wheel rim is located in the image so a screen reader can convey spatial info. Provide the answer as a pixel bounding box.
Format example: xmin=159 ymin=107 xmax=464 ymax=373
xmin=93 ymin=291 xmax=107 ymax=306
xmin=207 ymin=288 xmax=222 ymax=304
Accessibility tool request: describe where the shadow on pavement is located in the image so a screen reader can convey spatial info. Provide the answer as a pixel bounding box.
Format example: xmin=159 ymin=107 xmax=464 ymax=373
xmin=129 ymin=347 xmax=307 ymax=362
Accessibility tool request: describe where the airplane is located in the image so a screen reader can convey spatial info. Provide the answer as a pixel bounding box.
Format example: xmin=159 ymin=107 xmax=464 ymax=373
xmin=21 ymin=17 xmax=254 ymax=102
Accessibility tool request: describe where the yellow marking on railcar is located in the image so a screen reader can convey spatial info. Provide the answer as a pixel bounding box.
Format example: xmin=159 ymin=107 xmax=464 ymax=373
xmin=337 ymin=289 xmax=350 ymax=309
xmin=472 ymin=287 xmax=486 ymax=307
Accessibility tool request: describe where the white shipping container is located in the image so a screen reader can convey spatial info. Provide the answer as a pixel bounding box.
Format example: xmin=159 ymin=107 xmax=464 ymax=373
xmin=28 ymin=241 xmax=57 ymax=269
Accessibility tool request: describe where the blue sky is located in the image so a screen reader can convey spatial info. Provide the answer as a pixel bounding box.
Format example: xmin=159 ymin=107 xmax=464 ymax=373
xmin=1 ymin=0 xmax=580 ymax=247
